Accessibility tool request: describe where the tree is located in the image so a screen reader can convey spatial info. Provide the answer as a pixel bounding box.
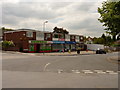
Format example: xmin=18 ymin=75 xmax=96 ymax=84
xmin=2 ymin=41 xmax=15 ymax=49
xmin=101 ymin=34 xmax=106 ymax=39
xmin=93 ymin=34 xmax=113 ymax=46
xmin=1 ymin=27 xmax=15 ymax=34
xmin=53 ymin=27 xmax=69 ymax=34
xmin=98 ymin=1 xmax=120 ymax=41
xmin=93 ymin=37 xmax=105 ymax=44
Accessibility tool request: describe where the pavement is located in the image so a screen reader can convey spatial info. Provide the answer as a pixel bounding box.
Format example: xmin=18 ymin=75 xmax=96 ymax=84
xmin=107 ymin=55 xmax=120 ymax=65
xmin=2 ymin=50 xmax=95 ymax=56
xmin=108 ymin=56 xmax=120 ymax=61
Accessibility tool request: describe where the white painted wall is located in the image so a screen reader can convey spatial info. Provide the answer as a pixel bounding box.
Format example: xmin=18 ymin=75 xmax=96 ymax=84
xmin=87 ymin=44 xmax=104 ymax=50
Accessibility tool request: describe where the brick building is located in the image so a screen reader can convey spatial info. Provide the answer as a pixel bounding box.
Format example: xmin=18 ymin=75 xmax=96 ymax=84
xmin=3 ymin=29 xmax=85 ymax=52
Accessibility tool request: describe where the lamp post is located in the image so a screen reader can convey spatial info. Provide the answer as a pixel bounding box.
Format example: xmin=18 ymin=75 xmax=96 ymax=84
xmin=43 ymin=21 xmax=48 ymax=31
xmin=42 ymin=21 xmax=48 ymax=54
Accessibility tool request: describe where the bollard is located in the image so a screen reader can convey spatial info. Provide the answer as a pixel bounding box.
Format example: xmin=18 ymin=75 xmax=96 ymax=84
xmin=68 ymin=50 xmax=71 ymax=54
xmin=86 ymin=49 xmax=88 ymax=52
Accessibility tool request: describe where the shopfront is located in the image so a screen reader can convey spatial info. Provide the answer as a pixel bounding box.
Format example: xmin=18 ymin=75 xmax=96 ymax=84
xmin=76 ymin=42 xmax=86 ymax=51
xmin=29 ymin=40 xmax=53 ymax=53
xmin=65 ymin=41 xmax=76 ymax=51
xmin=52 ymin=41 xmax=65 ymax=52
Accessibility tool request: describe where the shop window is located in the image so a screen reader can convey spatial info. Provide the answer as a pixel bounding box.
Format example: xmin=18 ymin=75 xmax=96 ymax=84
xmin=71 ymin=36 xmax=75 ymax=39
xmin=59 ymin=34 xmax=64 ymax=39
xmin=45 ymin=33 xmax=52 ymax=41
xmin=29 ymin=44 xmax=34 ymax=51
xmin=36 ymin=32 xmax=44 ymax=40
xmin=76 ymin=36 xmax=79 ymax=41
xmin=46 ymin=44 xmax=51 ymax=50
xmin=52 ymin=44 xmax=64 ymax=50
xmin=76 ymin=36 xmax=79 ymax=39
xmin=40 ymin=44 xmax=51 ymax=51
xmin=46 ymin=34 xmax=51 ymax=38
xmin=27 ymin=32 xmax=33 ymax=37
xmin=54 ymin=34 xmax=58 ymax=38
xmin=65 ymin=35 xmax=70 ymax=39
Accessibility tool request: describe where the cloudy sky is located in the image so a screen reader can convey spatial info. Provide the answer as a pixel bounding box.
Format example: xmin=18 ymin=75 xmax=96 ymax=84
xmin=1 ymin=0 xmax=107 ymax=37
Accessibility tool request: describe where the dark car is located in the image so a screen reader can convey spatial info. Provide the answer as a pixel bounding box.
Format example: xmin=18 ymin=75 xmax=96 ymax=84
xmin=96 ymin=49 xmax=106 ymax=54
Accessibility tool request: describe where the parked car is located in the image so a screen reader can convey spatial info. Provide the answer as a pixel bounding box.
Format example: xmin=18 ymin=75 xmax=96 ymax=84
xmin=96 ymin=49 xmax=106 ymax=54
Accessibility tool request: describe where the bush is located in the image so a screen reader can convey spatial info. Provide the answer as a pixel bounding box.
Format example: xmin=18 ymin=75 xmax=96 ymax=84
xmin=2 ymin=41 xmax=15 ymax=48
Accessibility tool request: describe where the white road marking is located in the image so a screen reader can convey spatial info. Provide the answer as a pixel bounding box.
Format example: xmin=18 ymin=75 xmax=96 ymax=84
xmin=71 ymin=70 xmax=74 ymax=71
xmin=96 ymin=72 xmax=106 ymax=74
xmin=43 ymin=63 xmax=51 ymax=71
xmin=71 ymin=70 xmax=80 ymax=73
xmin=84 ymin=71 xmax=94 ymax=74
xmin=106 ymin=70 xmax=114 ymax=73
xmin=58 ymin=69 xmax=63 ymax=74
xmin=72 ymin=70 xmax=79 ymax=71
xmin=71 ymin=70 xmax=118 ymax=74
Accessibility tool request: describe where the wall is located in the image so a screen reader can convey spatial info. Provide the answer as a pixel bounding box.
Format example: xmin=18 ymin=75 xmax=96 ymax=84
xmin=87 ymin=44 xmax=104 ymax=50
xmin=3 ymin=31 xmax=36 ymax=51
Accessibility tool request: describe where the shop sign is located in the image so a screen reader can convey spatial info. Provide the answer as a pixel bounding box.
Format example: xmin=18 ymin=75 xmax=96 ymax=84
xmin=53 ymin=41 xmax=65 ymax=44
xmin=65 ymin=41 xmax=76 ymax=44
xmin=65 ymin=39 xmax=70 ymax=41
xmin=47 ymin=41 xmax=53 ymax=44
xmin=30 ymin=40 xmax=47 ymax=44
xmin=58 ymin=38 xmax=65 ymax=41
xmin=53 ymin=38 xmax=58 ymax=41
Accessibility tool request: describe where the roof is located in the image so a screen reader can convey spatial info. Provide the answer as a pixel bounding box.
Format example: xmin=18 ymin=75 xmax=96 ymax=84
xmin=3 ymin=28 xmax=84 ymax=36
xmin=4 ymin=28 xmax=51 ymax=34
xmin=18 ymin=28 xmax=36 ymax=31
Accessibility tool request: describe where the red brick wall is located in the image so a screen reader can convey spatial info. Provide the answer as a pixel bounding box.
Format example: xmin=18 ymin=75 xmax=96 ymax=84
xmin=3 ymin=31 xmax=36 ymax=51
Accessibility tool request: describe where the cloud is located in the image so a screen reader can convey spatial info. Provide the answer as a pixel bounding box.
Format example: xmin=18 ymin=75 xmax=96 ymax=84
xmin=2 ymin=3 xmax=62 ymax=20
xmin=1 ymin=1 xmax=106 ymax=37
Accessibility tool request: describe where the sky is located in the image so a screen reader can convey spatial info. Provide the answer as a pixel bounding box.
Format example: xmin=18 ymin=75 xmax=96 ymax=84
xmin=1 ymin=0 xmax=107 ymax=37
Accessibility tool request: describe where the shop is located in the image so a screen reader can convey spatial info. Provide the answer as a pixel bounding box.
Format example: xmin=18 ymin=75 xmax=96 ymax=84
xmin=65 ymin=41 xmax=76 ymax=51
xmin=76 ymin=42 xmax=86 ymax=51
xmin=52 ymin=41 xmax=65 ymax=52
xmin=29 ymin=40 xmax=53 ymax=53
xmin=3 ymin=29 xmax=85 ymax=53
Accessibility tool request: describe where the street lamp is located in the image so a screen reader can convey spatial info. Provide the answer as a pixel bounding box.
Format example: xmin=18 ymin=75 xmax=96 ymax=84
xmin=42 ymin=21 xmax=48 ymax=55
xmin=43 ymin=20 xmax=48 ymax=31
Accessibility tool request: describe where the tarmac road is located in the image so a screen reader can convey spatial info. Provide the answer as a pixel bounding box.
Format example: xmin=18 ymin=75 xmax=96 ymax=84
xmin=1 ymin=51 xmax=119 ymax=88
xmin=2 ymin=52 xmax=118 ymax=72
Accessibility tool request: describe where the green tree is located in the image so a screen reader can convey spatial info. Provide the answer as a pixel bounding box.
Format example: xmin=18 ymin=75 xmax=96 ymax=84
xmin=93 ymin=37 xmax=105 ymax=44
xmin=101 ymin=34 xmax=106 ymax=39
xmin=1 ymin=27 xmax=14 ymax=34
xmin=93 ymin=34 xmax=113 ymax=46
xmin=53 ymin=27 xmax=69 ymax=34
xmin=98 ymin=1 xmax=120 ymax=41
xmin=2 ymin=41 xmax=15 ymax=49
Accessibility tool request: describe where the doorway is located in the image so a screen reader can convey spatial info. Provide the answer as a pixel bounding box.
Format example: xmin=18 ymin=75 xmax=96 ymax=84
xmin=36 ymin=44 xmax=40 ymax=53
